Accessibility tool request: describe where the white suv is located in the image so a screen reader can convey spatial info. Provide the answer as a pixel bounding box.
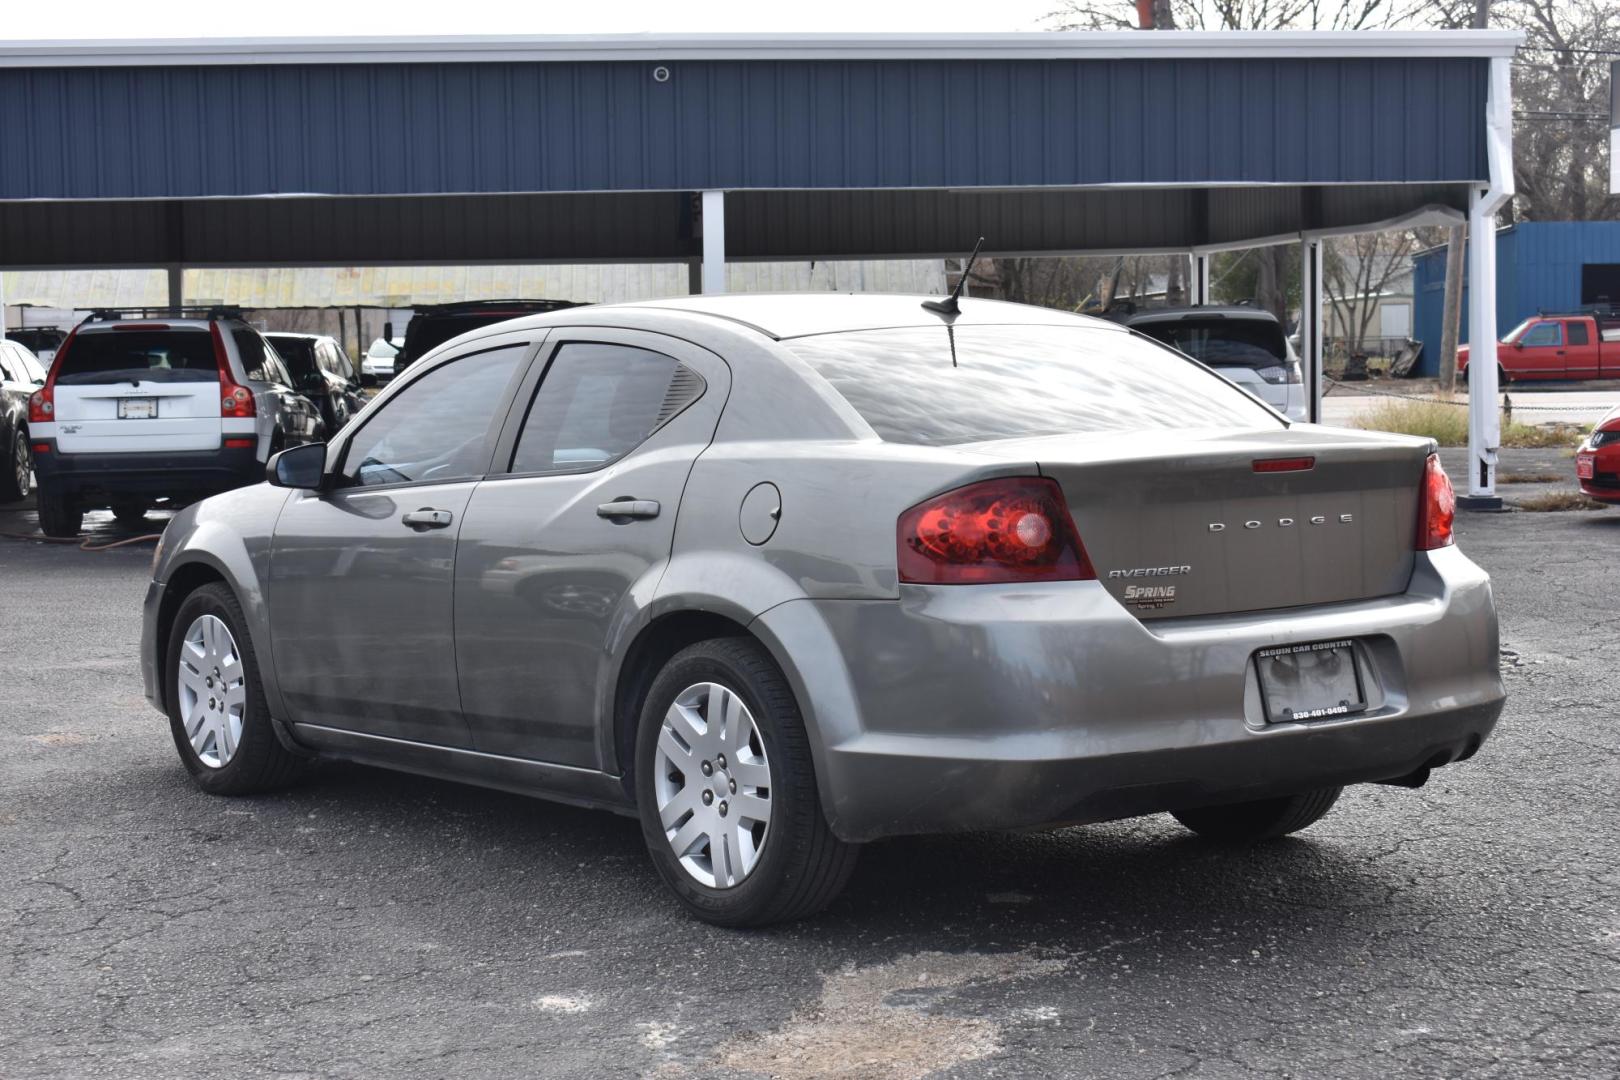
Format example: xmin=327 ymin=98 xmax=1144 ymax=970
xmin=28 ymin=309 xmax=327 ymax=536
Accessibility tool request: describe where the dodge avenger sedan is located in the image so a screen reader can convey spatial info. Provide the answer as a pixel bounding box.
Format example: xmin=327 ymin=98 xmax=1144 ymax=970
xmin=141 ymin=294 xmax=1505 ymax=926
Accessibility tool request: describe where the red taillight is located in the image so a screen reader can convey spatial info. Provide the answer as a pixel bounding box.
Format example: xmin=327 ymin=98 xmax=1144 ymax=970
xmin=1253 ymin=456 xmax=1315 ymax=473
xmin=113 ymin=322 xmax=172 ymax=331
xmin=29 ymin=325 xmax=74 ymax=422
xmin=1418 ymin=453 xmax=1455 ymax=551
xmin=223 ymin=438 xmax=255 ymax=449
xmin=32 ymin=443 xmax=50 ymax=454
xmin=898 ymin=477 xmax=1096 ymax=585
xmin=28 ymin=386 xmax=54 ymax=422
xmin=211 ymin=323 xmax=256 ymax=418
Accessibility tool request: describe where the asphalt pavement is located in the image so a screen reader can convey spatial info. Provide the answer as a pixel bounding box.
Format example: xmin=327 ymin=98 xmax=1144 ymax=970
xmin=1 ymin=496 xmax=1617 ymax=1080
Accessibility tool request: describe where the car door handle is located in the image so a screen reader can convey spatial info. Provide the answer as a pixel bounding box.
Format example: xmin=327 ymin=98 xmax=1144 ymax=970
xmin=402 ymin=508 xmax=454 ymax=531
xmin=596 ymin=499 xmax=661 ymax=521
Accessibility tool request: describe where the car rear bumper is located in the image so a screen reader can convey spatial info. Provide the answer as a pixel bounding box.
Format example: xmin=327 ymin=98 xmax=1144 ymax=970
xmin=32 ymin=441 xmax=263 ymax=503
xmin=755 ymin=545 xmax=1504 ymax=842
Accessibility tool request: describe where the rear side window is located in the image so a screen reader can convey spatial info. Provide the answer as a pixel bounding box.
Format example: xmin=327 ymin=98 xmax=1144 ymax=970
xmin=233 ymin=329 xmax=288 ymax=384
xmin=1567 ymin=321 xmax=1590 ymax=346
xmin=510 ymin=343 xmax=701 ymax=475
xmin=784 ymin=324 xmax=1279 ymax=446
xmin=54 ymin=329 xmax=218 ymax=385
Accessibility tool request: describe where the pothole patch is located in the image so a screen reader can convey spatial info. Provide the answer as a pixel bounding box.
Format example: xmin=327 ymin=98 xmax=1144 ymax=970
xmin=715 ymin=950 xmax=1063 ymax=1080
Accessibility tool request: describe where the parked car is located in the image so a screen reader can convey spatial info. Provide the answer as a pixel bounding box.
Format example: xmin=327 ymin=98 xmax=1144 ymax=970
xmin=142 ymin=294 xmax=1503 ymax=926
xmin=361 ymin=337 xmax=402 ymax=383
xmin=29 ymin=308 xmax=326 ymax=536
xmin=1458 ymin=311 xmax=1620 ymax=383
xmin=390 ymin=299 xmax=583 ymax=374
xmin=0 ymin=339 xmax=49 ymax=501
xmin=6 ymin=326 xmax=68 ymax=367
xmin=265 ymin=333 xmax=369 ymax=435
xmin=1111 ymin=305 xmax=1308 ymax=421
xmin=1575 ymin=404 xmax=1620 ymax=505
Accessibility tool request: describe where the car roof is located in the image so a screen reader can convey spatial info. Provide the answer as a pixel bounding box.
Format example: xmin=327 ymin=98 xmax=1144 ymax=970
xmin=76 ymin=318 xmax=217 ymax=333
xmin=615 ymin=293 xmax=1123 ymax=340
xmin=1122 ymin=305 xmax=1281 ymax=325
xmin=265 ymin=332 xmax=324 ymax=341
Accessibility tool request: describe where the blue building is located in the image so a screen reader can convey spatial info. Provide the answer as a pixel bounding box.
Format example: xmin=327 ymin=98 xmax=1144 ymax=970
xmin=1413 ymin=221 xmax=1620 ymax=375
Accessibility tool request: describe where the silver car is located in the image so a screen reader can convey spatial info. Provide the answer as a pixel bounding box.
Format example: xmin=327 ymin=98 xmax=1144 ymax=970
xmin=140 ymin=295 xmax=1505 ymax=926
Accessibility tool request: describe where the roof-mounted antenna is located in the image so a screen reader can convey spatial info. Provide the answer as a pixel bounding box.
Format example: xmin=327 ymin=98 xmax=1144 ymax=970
xmin=922 ymin=237 xmax=985 ymax=318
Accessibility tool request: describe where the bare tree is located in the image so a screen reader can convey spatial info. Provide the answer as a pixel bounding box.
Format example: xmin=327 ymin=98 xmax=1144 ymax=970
xmin=1322 ymin=232 xmax=1417 ymax=357
xmin=1046 ymin=0 xmax=1417 ymax=31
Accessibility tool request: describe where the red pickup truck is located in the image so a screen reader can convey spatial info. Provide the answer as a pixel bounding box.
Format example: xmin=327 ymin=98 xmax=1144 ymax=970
xmin=1458 ymin=313 xmax=1620 ymax=383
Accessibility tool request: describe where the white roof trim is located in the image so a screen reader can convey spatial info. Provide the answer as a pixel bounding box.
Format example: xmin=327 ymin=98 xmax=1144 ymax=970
xmin=0 ymin=30 xmax=1523 ymax=69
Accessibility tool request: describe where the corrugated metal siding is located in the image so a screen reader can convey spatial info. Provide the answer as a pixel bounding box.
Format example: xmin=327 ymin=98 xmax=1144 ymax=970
xmin=1412 ymin=222 xmax=1620 ymax=375
xmin=2 ymin=259 xmax=947 ymax=310
xmin=0 ymin=57 xmax=1489 ymax=201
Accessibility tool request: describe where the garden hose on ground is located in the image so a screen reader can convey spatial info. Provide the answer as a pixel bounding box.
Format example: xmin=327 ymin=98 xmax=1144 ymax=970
xmin=0 ymin=507 xmax=162 ymax=551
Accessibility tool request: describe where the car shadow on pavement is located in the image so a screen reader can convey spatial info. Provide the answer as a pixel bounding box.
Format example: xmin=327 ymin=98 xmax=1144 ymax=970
xmin=153 ymin=756 xmax=1396 ymax=957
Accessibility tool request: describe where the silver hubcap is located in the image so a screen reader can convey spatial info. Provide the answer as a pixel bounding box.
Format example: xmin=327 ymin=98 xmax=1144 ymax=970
xmin=177 ymin=614 xmax=246 ymax=769
xmin=654 ymin=682 xmax=773 ymax=889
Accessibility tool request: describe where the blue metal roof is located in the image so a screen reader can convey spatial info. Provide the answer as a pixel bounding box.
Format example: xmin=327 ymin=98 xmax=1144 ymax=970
xmin=1 ymin=55 xmax=1491 ymax=201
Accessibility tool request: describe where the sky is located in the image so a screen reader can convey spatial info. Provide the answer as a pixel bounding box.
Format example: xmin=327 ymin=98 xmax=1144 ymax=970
xmin=3 ymin=0 xmax=1062 ymax=40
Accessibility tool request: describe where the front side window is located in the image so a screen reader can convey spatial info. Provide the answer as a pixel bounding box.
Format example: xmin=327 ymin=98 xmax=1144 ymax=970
xmin=509 ymin=343 xmax=696 ymax=475
xmin=338 ymin=345 xmax=525 ymax=488
xmin=784 ymin=324 xmax=1280 ymax=446
xmin=1519 ymin=322 xmax=1562 ymax=348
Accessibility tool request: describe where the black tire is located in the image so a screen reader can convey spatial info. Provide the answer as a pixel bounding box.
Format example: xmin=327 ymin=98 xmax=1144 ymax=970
xmin=1172 ymin=787 xmax=1342 ymax=842
xmin=36 ymin=485 xmax=82 ymax=538
xmin=0 ymin=428 xmax=30 ymax=502
xmin=1497 ymin=362 xmax=1510 ymax=387
xmin=163 ymin=581 xmax=310 ymax=796
xmin=634 ymin=637 xmax=858 ymax=927
xmin=111 ymin=500 xmax=149 ymax=527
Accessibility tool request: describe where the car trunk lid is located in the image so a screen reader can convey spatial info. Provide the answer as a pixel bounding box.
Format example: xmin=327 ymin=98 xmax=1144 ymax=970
xmin=971 ymin=427 xmax=1428 ymax=619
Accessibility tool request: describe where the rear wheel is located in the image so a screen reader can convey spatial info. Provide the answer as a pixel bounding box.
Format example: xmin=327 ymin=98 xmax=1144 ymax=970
xmin=164 ymin=582 xmax=310 ymax=795
xmin=36 ymin=485 xmax=82 ymax=538
xmin=634 ymin=637 xmax=858 ymax=926
xmin=0 ymin=428 xmax=30 ymax=502
xmin=1172 ymin=787 xmax=1342 ymax=842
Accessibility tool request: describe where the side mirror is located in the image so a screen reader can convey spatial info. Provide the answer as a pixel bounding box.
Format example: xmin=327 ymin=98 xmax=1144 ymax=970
xmin=1513 ymin=341 xmax=1525 ymax=350
xmin=267 ymin=442 xmax=327 ymax=490
xmin=360 ymin=372 xmax=379 ymax=388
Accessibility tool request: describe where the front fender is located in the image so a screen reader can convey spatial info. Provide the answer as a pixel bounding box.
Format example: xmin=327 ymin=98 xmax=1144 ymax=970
xmin=148 ymin=486 xmax=292 ymax=720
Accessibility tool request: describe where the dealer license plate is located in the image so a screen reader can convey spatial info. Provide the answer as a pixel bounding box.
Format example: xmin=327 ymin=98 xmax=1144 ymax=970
xmin=1255 ymin=640 xmax=1366 ymax=724
xmin=118 ymin=398 xmax=157 ymax=419
xmin=1576 ymin=454 xmax=1595 ymax=480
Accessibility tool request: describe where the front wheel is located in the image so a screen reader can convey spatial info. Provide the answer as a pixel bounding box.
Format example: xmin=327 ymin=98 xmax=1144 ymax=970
xmin=164 ymin=582 xmax=310 ymax=795
xmin=634 ymin=638 xmax=858 ymax=927
xmin=1172 ymin=787 xmax=1342 ymax=842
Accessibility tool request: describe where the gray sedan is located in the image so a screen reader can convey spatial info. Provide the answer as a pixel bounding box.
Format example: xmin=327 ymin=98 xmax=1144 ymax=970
xmin=140 ymin=295 xmax=1505 ymax=926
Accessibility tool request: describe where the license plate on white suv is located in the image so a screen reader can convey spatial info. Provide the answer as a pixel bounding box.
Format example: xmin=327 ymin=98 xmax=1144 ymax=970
xmin=118 ymin=398 xmax=157 ymax=419
xmin=1255 ymin=640 xmax=1366 ymax=723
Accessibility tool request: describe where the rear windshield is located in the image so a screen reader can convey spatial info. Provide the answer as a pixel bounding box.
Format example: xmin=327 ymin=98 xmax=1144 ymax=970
xmin=784 ymin=324 xmax=1279 ymax=446
xmin=7 ymin=329 xmax=66 ymax=353
xmin=55 ymin=329 xmax=219 ymax=385
xmin=1130 ymin=317 xmax=1287 ymax=369
xmin=268 ymin=337 xmax=318 ymax=380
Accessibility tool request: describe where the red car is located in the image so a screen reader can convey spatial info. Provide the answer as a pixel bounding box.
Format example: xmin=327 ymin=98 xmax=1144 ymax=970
xmin=1576 ymin=405 xmax=1620 ymax=505
xmin=1459 ymin=312 xmax=1620 ymax=383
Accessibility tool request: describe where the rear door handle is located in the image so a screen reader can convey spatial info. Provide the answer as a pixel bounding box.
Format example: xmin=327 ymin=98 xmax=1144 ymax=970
xmin=597 ymin=499 xmax=661 ymax=521
xmin=402 ymin=507 xmax=454 ymax=531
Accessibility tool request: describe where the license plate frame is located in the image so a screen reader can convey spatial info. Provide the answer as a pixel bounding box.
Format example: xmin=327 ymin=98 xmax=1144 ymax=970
xmin=1255 ymin=639 xmax=1366 ymax=724
xmin=1576 ymin=454 xmax=1595 ymax=480
xmin=118 ymin=398 xmax=158 ymax=420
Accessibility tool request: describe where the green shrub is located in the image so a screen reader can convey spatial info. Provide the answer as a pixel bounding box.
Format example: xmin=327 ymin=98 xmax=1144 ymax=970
xmin=1350 ymin=399 xmax=1588 ymax=449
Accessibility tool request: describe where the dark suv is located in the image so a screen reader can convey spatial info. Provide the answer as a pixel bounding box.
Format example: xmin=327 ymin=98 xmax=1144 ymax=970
xmin=390 ymin=299 xmax=583 ymax=374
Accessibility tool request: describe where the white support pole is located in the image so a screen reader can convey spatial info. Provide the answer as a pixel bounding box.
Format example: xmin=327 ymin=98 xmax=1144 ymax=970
xmin=700 ymin=190 xmax=727 ymax=295
xmin=1465 ymin=187 xmax=1501 ymax=502
xmin=1300 ymin=237 xmax=1324 ymax=424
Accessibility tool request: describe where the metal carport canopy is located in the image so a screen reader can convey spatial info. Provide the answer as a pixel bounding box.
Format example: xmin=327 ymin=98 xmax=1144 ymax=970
xmin=0 ymin=29 xmax=1521 ymax=498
